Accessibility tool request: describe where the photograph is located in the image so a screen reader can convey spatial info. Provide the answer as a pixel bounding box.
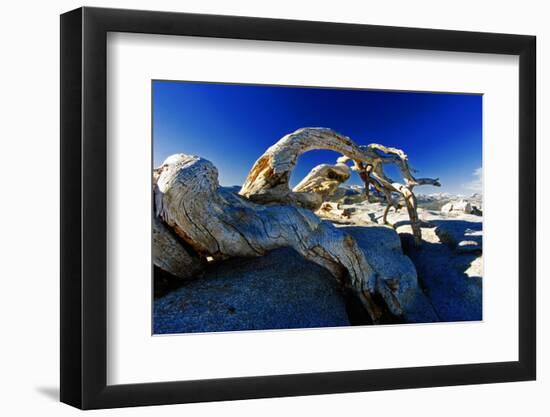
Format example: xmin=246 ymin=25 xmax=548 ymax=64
xmin=0 ymin=0 xmax=543 ymax=414
xmin=151 ymin=81 xmax=483 ymax=334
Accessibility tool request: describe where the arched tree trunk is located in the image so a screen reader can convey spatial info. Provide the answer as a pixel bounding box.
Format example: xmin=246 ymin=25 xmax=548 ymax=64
xmin=240 ymin=128 xmax=440 ymax=244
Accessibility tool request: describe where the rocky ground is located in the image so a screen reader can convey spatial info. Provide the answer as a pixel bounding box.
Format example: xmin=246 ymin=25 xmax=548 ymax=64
xmin=154 ymin=188 xmax=483 ymax=334
xmin=154 ymin=248 xmax=351 ymax=334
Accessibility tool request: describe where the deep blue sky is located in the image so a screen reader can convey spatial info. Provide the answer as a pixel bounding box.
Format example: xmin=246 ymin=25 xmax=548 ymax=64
xmin=153 ymin=81 xmax=482 ymax=195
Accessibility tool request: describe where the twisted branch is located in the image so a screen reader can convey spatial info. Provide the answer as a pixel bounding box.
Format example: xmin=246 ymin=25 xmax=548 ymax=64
xmin=241 ymin=128 xmax=440 ymax=243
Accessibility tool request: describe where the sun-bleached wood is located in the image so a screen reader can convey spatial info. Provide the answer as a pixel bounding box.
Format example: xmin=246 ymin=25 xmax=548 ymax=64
xmin=241 ymin=128 xmax=440 ymax=243
xmin=292 ymin=157 xmax=351 ymax=199
xmin=154 ymin=154 xmax=383 ymax=321
xmin=152 ymin=214 xmax=205 ymax=280
xmin=152 ymin=128 xmax=439 ymax=320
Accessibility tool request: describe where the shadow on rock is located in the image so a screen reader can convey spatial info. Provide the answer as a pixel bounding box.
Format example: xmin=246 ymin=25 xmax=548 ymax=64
xmin=154 ymin=248 xmax=351 ymax=334
xmin=400 ymin=231 xmax=482 ymax=322
xmin=431 ymin=219 xmax=482 ymax=253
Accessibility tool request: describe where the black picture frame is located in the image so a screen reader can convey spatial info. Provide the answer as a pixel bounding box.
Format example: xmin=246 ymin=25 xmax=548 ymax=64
xmin=60 ymin=6 xmax=536 ymax=410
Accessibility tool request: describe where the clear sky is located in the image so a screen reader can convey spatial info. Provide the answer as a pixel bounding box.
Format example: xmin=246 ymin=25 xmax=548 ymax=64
xmin=153 ymin=81 xmax=482 ymax=195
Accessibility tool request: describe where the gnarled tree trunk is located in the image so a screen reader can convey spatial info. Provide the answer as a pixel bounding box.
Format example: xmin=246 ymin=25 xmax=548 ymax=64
xmin=152 ymin=209 xmax=205 ymax=280
xmin=153 ymin=128 xmax=441 ymax=321
xmin=240 ymin=128 xmax=440 ymax=244
xmin=154 ymin=154 xmax=385 ymax=321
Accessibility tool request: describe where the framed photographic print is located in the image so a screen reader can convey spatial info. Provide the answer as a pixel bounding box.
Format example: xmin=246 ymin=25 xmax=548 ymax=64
xmin=60 ymin=6 xmax=536 ymax=410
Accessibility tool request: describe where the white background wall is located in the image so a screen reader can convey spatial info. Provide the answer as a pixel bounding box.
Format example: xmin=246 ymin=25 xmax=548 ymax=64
xmin=0 ymin=0 xmax=546 ymax=415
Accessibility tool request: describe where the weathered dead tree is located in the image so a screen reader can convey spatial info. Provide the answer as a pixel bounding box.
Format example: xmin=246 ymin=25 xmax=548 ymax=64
xmin=240 ymin=128 xmax=440 ymax=244
xmin=292 ymin=156 xmax=351 ymax=199
xmin=154 ymin=154 xmax=386 ymax=321
xmin=240 ymin=128 xmax=369 ymax=210
xmin=153 ymin=128 xmax=439 ymax=321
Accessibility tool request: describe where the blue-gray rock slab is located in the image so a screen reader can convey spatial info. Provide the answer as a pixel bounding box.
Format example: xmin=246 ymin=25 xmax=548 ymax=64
xmin=153 ymin=247 xmax=350 ymax=334
xmin=403 ymin=228 xmax=482 ymax=322
xmin=433 ymin=218 xmax=483 ymax=253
